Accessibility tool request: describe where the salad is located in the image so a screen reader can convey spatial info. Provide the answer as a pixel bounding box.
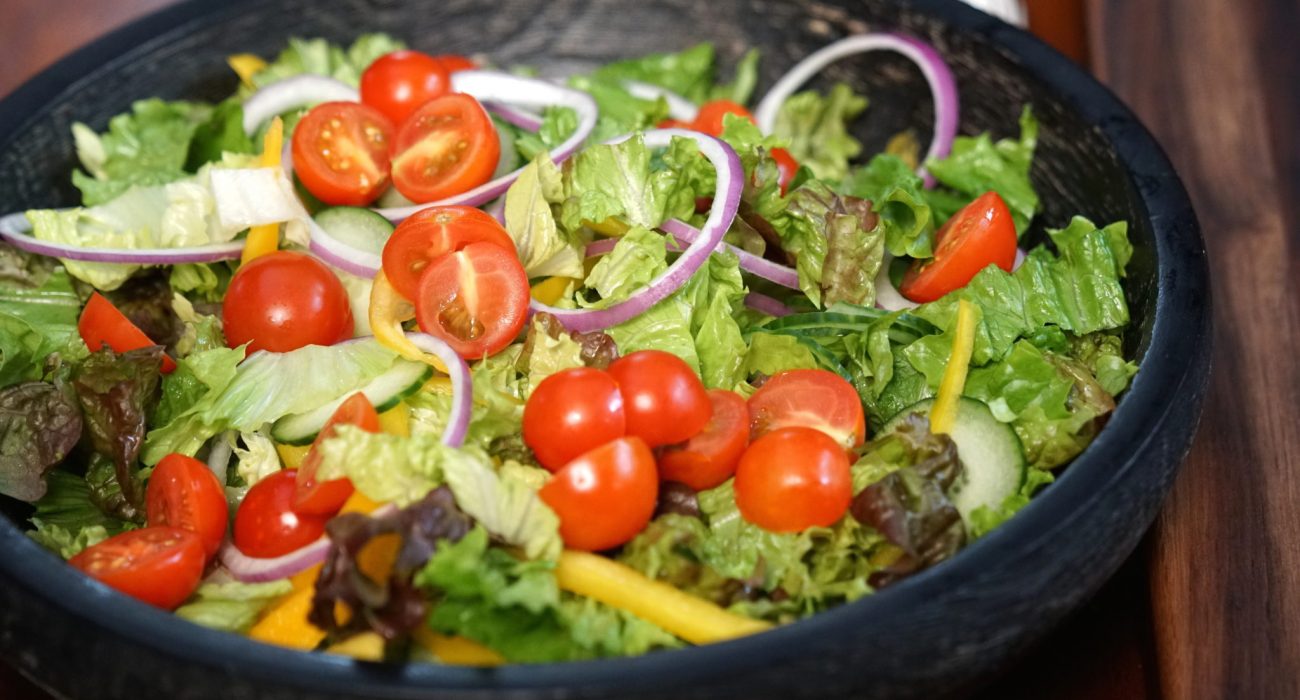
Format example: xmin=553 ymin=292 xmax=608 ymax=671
xmin=0 ymin=31 xmax=1137 ymax=663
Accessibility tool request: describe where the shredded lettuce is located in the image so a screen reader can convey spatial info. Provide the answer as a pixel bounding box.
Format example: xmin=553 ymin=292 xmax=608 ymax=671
xmin=71 ymin=99 xmax=213 ymax=206
xmin=840 ymin=153 xmax=935 ymax=259
xmin=250 ymin=34 xmax=406 ymax=89
xmin=27 ymin=471 xmax=134 ymax=558
xmin=502 ymin=156 xmax=584 ymax=279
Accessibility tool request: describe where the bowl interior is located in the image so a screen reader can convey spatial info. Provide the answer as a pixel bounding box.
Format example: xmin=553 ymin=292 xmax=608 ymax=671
xmin=0 ymin=1 xmax=1191 ymax=699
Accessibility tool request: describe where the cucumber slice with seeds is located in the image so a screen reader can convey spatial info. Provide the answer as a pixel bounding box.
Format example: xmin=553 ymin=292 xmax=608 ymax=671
xmin=313 ymin=206 xmax=396 ymax=256
xmin=270 ymin=359 xmax=432 ymax=445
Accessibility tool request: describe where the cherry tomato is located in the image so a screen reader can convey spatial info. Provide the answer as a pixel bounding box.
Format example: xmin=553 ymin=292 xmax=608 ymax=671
xmin=360 ymin=50 xmax=452 ymax=126
xmin=146 ymin=453 xmax=228 ymax=558
xmin=734 ymin=427 xmax=852 ymax=533
xmin=770 ymin=147 xmax=799 ymax=195
xmin=294 ymin=393 xmax=380 ymax=515
xmin=748 ymin=369 xmax=866 ymax=449
xmin=414 ymin=241 xmax=529 ymax=358
xmin=657 ymin=118 xmax=690 ymax=129
xmin=233 ymin=470 xmax=330 ymax=558
xmin=69 ymin=527 xmax=206 ymax=609
xmin=381 ymin=205 xmax=515 ymax=300
xmin=390 ymin=93 xmax=500 ymax=204
xmin=539 ymin=437 xmax=659 ymax=551
xmin=691 ymin=100 xmax=754 ymax=136
xmin=223 ymin=251 xmax=353 ymax=354
xmin=291 ymin=101 xmax=394 ymax=206
xmin=523 ymin=367 xmax=626 ymax=472
xmin=78 ymin=292 xmax=175 ymax=373
xmin=899 ymin=191 xmax=1017 ymax=303
xmin=658 ymin=389 xmax=750 ymax=490
xmin=433 ymin=54 xmax=478 ymax=73
xmin=606 ymin=350 xmax=712 ymax=448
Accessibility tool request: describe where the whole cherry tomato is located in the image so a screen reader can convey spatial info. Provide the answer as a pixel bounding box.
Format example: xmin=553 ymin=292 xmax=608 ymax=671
xmin=733 ymin=427 xmax=852 ymax=533
xmin=523 ymin=367 xmax=626 ymax=472
xmin=606 ymin=350 xmax=711 ymax=448
xmin=223 ymin=251 xmax=353 ymax=354
xmin=233 ymin=470 xmax=330 ymax=558
xmin=539 ymin=437 xmax=659 ymax=551
xmin=360 ymin=50 xmax=451 ymax=126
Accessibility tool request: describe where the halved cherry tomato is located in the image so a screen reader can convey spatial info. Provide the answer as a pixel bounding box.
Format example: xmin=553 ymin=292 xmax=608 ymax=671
xmin=414 ymin=241 xmax=529 ymax=358
xmin=770 ymin=147 xmax=799 ymax=195
xmin=523 ymin=367 xmax=626 ymax=472
xmin=539 ymin=437 xmax=659 ymax=551
xmin=391 ymin=93 xmax=500 ymax=204
xmin=234 ymin=470 xmax=330 ymax=558
xmin=360 ymin=50 xmax=451 ymax=126
xmin=381 ymin=205 xmax=515 ymax=300
xmin=658 ymin=389 xmax=750 ymax=491
xmin=223 ymin=251 xmax=353 ymax=354
xmin=734 ymin=427 xmax=852 ymax=533
xmin=294 ymin=393 xmax=380 ymax=515
xmin=691 ymin=100 xmax=754 ymax=136
xmin=748 ymin=369 xmax=866 ymax=449
xmin=69 ymin=527 xmax=206 ymax=609
xmin=433 ymin=54 xmax=478 ymax=73
xmin=606 ymin=350 xmax=712 ymax=448
xmin=292 ymin=101 xmax=394 ymax=206
xmin=899 ymin=191 xmax=1017 ymax=303
xmin=146 ymin=453 xmax=228 ymax=558
xmin=78 ymin=293 xmax=176 ymax=373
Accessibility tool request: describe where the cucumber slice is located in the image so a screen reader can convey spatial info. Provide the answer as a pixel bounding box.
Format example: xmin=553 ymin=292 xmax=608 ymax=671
xmin=313 ymin=206 xmax=396 ymax=256
xmin=880 ymin=397 xmax=1027 ymax=524
xmin=270 ymin=360 xmax=432 ymax=445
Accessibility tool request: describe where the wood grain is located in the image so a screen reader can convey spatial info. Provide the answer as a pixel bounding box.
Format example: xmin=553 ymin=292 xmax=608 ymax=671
xmin=1093 ymin=0 xmax=1300 ymax=697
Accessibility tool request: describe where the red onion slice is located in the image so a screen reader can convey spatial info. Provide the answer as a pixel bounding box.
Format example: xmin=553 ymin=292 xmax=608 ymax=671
xmin=219 ymin=535 xmax=331 ymax=583
xmin=368 ymin=71 xmax=598 ymax=223
xmin=530 ymin=129 xmax=742 ymax=333
xmin=661 ymin=218 xmax=800 ymax=290
xmin=305 ymin=215 xmax=381 ymax=278
xmin=482 ymin=100 xmax=543 ymax=131
xmin=621 ymin=80 xmax=699 ymax=122
xmin=753 ymin=33 xmax=958 ymax=185
xmin=0 ymin=212 xmax=245 ymax=264
xmin=241 ymin=75 xmax=360 ymax=135
xmin=403 ymin=332 xmax=472 ymax=448
xmin=744 ymin=292 xmax=795 ymax=317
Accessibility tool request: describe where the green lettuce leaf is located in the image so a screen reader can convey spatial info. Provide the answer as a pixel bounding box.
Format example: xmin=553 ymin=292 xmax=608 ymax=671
xmin=143 ymin=339 xmax=395 ymax=463
xmin=406 ymin=349 xmax=526 ymax=450
xmin=581 ymin=227 xmax=667 ymax=306
xmin=558 ymin=134 xmax=685 ymax=231
xmin=250 ymin=34 xmax=406 ymax=89
xmin=314 ymin=426 xmax=475 ymax=506
xmin=71 ymin=99 xmax=213 ymax=206
xmin=440 ymin=455 xmax=561 ymax=561
xmin=27 ymin=471 xmax=134 ymax=558
xmin=175 ymin=580 xmax=293 ymax=632
xmin=740 ymin=333 xmax=820 ymax=379
xmin=185 ymin=98 xmax=257 ymax=171
xmin=1068 ymin=331 xmax=1137 ymax=397
xmin=590 ymin=43 xmax=717 ymax=104
xmin=569 ymin=77 xmax=669 ymax=144
xmin=840 ymin=153 xmax=935 ymax=259
xmin=772 ymin=84 xmax=869 ymax=183
xmin=711 ymin=49 xmax=760 ymax=104
xmin=418 ymin=527 xmax=679 ymax=662
xmin=514 ymin=107 xmax=579 ymax=163
xmin=925 ymin=107 xmax=1039 ymax=234
xmin=967 ymin=468 xmax=1054 ymax=539
xmin=502 ymin=156 xmax=584 ymax=279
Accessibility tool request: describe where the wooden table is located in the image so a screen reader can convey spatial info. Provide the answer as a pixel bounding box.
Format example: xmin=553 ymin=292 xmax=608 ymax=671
xmin=2 ymin=1 xmax=1297 ymax=697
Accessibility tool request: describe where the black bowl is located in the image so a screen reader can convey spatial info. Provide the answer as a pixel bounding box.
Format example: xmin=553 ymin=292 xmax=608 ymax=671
xmin=0 ymin=1 xmax=1210 ymax=698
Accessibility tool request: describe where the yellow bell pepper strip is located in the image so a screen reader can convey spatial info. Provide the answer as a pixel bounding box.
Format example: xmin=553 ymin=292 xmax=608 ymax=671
xmin=240 ymin=117 xmax=286 ymax=264
xmin=928 ymin=299 xmax=977 ymax=435
xmin=412 ymin=628 xmax=506 ymax=666
xmin=377 ymin=402 xmax=411 ymax=437
xmin=584 ymin=217 xmax=629 ymax=237
xmin=554 ymin=551 xmax=771 ymax=644
xmin=326 ymin=632 xmax=386 ymax=661
xmin=529 ymin=276 xmax=579 ymax=306
xmin=275 ymin=442 xmax=311 ymax=470
xmin=227 ymin=53 xmax=267 ymax=89
xmin=248 ymin=585 xmax=327 ymax=650
xmin=369 ymin=271 xmax=451 ymax=372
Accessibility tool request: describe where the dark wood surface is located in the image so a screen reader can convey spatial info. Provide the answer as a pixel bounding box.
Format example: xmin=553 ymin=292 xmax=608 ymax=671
xmin=1 ymin=1 xmax=1296 ymax=698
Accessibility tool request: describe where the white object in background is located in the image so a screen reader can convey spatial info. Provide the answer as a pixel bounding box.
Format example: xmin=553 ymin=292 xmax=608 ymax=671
xmin=961 ymin=0 xmax=1029 ymax=26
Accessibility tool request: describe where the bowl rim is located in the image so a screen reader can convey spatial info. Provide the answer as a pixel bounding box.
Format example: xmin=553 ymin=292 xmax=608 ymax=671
xmin=0 ymin=0 xmax=1210 ymax=694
